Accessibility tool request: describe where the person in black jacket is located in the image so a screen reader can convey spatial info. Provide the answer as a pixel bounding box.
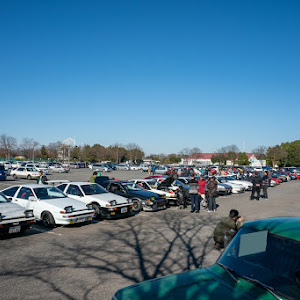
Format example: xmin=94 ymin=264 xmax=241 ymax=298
xmin=177 ymin=186 xmax=187 ymax=209
xmin=250 ymin=172 xmax=262 ymax=200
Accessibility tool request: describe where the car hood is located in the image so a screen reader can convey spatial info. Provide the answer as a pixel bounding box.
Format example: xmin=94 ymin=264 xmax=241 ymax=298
xmin=0 ymin=202 xmax=26 ymax=219
xmin=84 ymin=193 xmax=128 ymax=205
xmin=113 ymin=265 xmax=275 ymax=300
xmin=126 ymin=189 xmax=160 ymax=200
xmin=39 ymin=197 xmax=88 ymax=211
xmin=158 ymin=177 xmax=175 ymax=187
xmin=218 ymin=183 xmax=232 ymax=189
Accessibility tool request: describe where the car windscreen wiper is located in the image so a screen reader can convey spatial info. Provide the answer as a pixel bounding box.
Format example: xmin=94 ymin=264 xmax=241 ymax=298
xmin=217 ymin=262 xmax=239 ymax=283
xmin=241 ymin=276 xmax=282 ymax=300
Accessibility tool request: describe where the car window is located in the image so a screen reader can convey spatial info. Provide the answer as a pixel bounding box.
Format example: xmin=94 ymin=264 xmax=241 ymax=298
xmin=109 ymin=183 xmax=122 ymax=193
xmin=18 ymin=168 xmax=24 ymax=171
xmin=81 ymin=184 xmax=107 ymax=195
xmin=33 ymin=187 xmax=67 ymax=199
xmin=17 ymin=187 xmax=33 ymax=200
xmin=2 ymin=186 xmax=19 ymax=197
xmin=57 ymin=184 xmax=67 ymax=192
xmin=0 ymin=192 xmax=8 ymax=203
xmin=67 ymin=185 xmax=83 ymax=196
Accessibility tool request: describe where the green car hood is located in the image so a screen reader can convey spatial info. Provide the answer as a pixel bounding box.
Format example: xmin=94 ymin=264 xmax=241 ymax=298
xmin=113 ymin=265 xmax=278 ymax=300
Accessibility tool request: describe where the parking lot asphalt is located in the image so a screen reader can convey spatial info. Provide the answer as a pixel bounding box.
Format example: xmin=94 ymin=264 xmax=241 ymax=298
xmin=1 ymin=169 xmax=300 ymax=300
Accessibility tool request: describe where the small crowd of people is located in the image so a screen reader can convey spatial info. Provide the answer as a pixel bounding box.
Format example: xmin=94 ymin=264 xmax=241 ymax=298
xmin=177 ymin=174 xmax=218 ymax=213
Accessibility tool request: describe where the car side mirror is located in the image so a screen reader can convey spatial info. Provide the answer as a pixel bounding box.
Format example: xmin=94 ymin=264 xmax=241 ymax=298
xmin=28 ymin=196 xmax=37 ymax=202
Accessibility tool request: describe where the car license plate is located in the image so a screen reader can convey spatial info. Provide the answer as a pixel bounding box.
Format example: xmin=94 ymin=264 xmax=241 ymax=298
xmin=121 ymin=207 xmax=128 ymax=213
xmin=9 ymin=225 xmax=21 ymax=234
xmin=76 ymin=218 xmax=86 ymax=223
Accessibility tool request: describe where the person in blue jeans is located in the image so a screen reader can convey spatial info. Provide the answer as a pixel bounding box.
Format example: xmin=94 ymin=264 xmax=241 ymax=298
xmin=188 ymin=174 xmax=200 ymax=213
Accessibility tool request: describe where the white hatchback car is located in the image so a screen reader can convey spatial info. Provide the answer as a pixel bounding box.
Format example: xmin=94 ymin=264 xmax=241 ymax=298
xmin=0 ymin=192 xmax=35 ymax=235
xmin=56 ymin=182 xmax=133 ymax=219
xmin=130 ymin=179 xmax=175 ymax=200
xmin=1 ymin=185 xmax=94 ymax=228
xmin=10 ymin=167 xmax=40 ymax=180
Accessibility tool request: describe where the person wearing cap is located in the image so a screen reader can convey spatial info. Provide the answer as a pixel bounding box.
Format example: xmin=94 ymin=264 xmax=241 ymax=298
xmin=213 ymin=209 xmax=243 ymax=250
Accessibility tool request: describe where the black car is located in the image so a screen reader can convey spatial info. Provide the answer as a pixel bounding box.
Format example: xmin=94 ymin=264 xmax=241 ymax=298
xmin=97 ymin=178 xmax=167 ymax=212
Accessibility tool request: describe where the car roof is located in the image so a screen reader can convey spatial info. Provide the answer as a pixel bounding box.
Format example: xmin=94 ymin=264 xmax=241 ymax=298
xmin=5 ymin=184 xmax=49 ymax=189
xmin=243 ymin=217 xmax=300 ymax=242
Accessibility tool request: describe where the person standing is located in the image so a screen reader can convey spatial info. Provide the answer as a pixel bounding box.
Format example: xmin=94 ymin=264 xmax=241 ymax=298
xmin=250 ymin=172 xmax=262 ymax=200
xmin=37 ymin=170 xmax=48 ymax=184
xmin=268 ymin=169 xmax=272 ymax=187
xmin=198 ymin=175 xmax=206 ymax=207
xmin=152 ymin=165 xmax=156 ymax=175
xmin=148 ymin=165 xmax=152 ymax=176
xmin=177 ymin=186 xmax=187 ymax=209
xmin=262 ymin=171 xmax=269 ymax=200
xmin=189 ymin=174 xmax=200 ymax=213
xmin=213 ymin=209 xmax=243 ymax=250
xmin=207 ymin=176 xmax=218 ymax=212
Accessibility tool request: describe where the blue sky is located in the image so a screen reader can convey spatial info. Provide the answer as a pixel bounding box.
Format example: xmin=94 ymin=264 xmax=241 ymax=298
xmin=1 ymin=0 xmax=300 ymax=155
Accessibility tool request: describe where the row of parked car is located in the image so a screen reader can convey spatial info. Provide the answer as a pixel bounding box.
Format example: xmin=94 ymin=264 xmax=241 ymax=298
xmin=2 ymin=164 xmax=296 ymax=236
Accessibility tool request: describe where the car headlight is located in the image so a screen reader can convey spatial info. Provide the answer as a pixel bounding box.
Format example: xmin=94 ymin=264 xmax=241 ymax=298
xmin=24 ymin=210 xmax=34 ymax=218
xmin=150 ymin=196 xmax=155 ymax=201
xmin=110 ymin=200 xmax=117 ymax=206
xmin=163 ymin=194 xmax=166 ymax=199
xmin=127 ymin=198 xmax=132 ymax=204
xmin=86 ymin=204 xmax=93 ymax=210
xmin=64 ymin=206 xmax=73 ymax=213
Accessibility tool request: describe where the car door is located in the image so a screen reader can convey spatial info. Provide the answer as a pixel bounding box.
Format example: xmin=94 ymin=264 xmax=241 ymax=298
xmin=66 ymin=184 xmax=86 ymax=203
xmin=15 ymin=167 xmax=24 ymax=177
xmin=14 ymin=187 xmax=36 ymax=211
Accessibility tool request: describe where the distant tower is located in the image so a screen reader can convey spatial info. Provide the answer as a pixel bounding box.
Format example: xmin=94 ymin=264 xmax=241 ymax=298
xmin=242 ymin=141 xmax=246 ymax=153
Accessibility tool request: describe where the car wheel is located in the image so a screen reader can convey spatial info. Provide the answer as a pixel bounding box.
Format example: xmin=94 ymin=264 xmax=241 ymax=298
xmin=13 ymin=174 xmax=17 ymax=179
xmin=41 ymin=212 xmax=55 ymax=228
xmin=132 ymin=199 xmax=142 ymax=212
xmin=27 ymin=175 xmax=32 ymax=180
xmin=92 ymin=203 xmax=102 ymax=219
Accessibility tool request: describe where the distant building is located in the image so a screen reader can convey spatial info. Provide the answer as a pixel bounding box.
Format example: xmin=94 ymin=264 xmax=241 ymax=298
xmin=181 ymin=153 xmax=266 ymax=167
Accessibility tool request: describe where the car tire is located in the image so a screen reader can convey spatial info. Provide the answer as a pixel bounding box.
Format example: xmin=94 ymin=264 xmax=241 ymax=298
xmin=132 ymin=199 xmax=142 ymax=212
xmin=27 ymin=175 xmax=32 ymax=180
xmin=41 ymin=211 xmax=55 ymax=228
xmin=13 ymin=174 xmax=17 ymax=179
xmin=92 ymin=203 xmax=102 ymax=219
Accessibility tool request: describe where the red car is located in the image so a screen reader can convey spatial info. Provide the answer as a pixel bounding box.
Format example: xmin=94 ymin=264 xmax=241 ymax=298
xmin=272 ymin=177 xmax=281 ymax=184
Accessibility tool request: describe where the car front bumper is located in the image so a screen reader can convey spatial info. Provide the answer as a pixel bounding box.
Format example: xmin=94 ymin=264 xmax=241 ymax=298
xmin=103 ymin=205 xmax=133 ymax=219
xmin=143 ymin=199 xmax=168 ymax=211
xmin=0 ymin=218 xmax=35 ymax=235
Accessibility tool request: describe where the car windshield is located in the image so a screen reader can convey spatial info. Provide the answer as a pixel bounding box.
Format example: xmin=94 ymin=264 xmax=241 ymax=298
xmin=33 ymin=187 xmax=67 ymax=200
xmin=81 ymin=184 xmax=108 ymax=195
xmin=226 ymin=176 xmax=235 ymax=180
xmin=147 ymin=181 xmax=157 ymax=188
xmin=123 ymin=183 xmax=143 ymax=191
xmin=218 ymin=227 xmax=300 ymax=299
xmin=0 ymin=192 xmax=8 ymax=203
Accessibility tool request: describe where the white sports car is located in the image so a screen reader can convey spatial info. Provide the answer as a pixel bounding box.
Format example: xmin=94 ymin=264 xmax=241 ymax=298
xmin=216 ymin=177 xmax=245 ymax=194
xmin=220 ymin=175 xmax=253 ymax=191
xmin=0 ymin=192 xmax=35 ymax=235
xmin=56 ymin=182 xmax=133 ymax=219
xmin=1 ymin=184 xmax=94 ymax=228
xmin=130 ymin=179 xmax=176 ymax=200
